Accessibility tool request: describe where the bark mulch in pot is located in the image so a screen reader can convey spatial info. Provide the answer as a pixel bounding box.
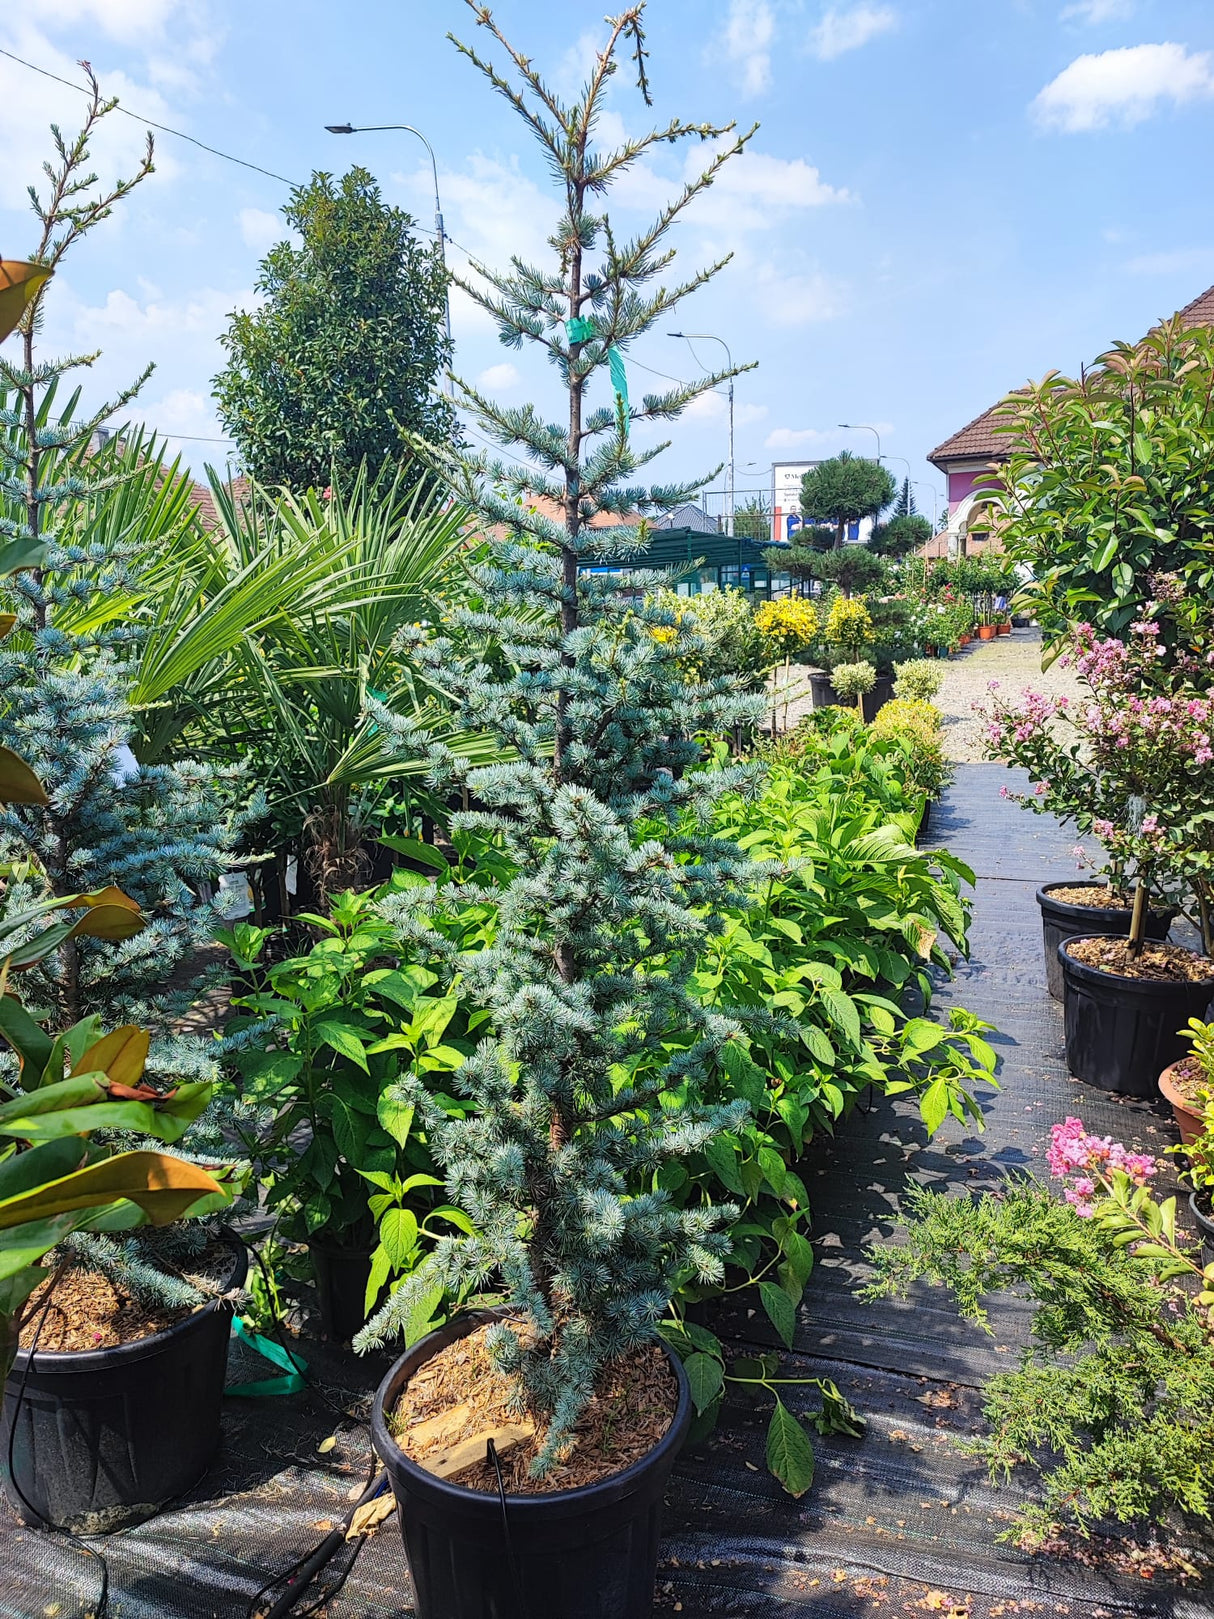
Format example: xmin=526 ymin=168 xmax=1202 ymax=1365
xmin=390 ymin=1321 xmax=676 ymax=1495
xmin=1164 ymin=1056 xmax=1214 ymax=1106
xmin=25 ymin=1246 xmax=233 ymax=1351
xmin=1068 ymin=937 xmax=1214 ymax=983
xmin=1046 ymin=885 xmax=1135 ymax=910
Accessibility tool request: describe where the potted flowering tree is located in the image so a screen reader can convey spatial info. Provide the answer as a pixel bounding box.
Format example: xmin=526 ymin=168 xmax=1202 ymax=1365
xmin=984 ymin=612 xmax=1214 ymax=1091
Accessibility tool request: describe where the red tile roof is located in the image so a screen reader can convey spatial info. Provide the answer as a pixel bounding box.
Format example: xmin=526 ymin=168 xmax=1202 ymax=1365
xmin=928 ymin=281 xmax=1214 ymax=472
xmin=187 ymin=476 xmax=250 ymax=530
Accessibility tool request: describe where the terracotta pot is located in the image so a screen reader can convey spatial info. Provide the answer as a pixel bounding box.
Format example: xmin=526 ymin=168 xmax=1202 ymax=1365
xmin=958 ymin=633 xmax=972 ymax=646
xmin=924 ymin=644 xmax=937 ymax=657
xmin=1159 ymin=1061 xmax=1207 ymax=1145
xmin=977 ymin=624 xmax=996 ymax=640
xmin=996 ymin=621 xmax=1011 ymax=636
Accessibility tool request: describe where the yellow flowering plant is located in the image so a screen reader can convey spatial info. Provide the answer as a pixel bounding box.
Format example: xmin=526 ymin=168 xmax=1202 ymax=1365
xmin=754 ymin=596 xmax=818 ymax=659
xmin=824 ymin=596 xmax=875 ymax=663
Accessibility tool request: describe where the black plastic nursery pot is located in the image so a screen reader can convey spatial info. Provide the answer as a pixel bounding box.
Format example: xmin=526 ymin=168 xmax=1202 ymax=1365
xmin=1059 ymin=937 xmax=1214 ymax=1098
xmin=308 ymin=1235 xmax=382 ymax=1342
xmin=1190 ymin=1192 xmax=1214 ymax=1269
xmin=371 ymin=1309 xmax=692 ymax=1619
xmin=1 ymin=1236 xmax=246 ymax=1533
xmin=807 ymin=668 xmax=893 ymax=722
xmin=1036 ymin=882 xmax=1173 ymax=1002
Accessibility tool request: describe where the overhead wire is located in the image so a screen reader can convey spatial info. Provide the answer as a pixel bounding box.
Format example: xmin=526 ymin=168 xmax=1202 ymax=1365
xmin=0 ymin=47 xmax=298 ymax=187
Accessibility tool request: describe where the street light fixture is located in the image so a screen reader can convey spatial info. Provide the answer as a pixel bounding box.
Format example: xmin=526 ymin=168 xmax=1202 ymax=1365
xmin=325 ymin=122 xmax=453 ymax=386
xmin=838 ymin=422 xmax=881 ymax=461
xmin=671 ymin=331 xmax=735 ymax=535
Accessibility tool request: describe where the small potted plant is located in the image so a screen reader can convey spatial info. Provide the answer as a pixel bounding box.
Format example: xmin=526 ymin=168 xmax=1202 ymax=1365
xmin=831 ymin=658 xmax=877 ymax=718
xmin=1176 ymin=1101 xmax=1214 ymax=1265
xmin=1158 ymin=1017 xmax=1214 ymax=1143
xmin=981 ymin=621 xmax=1198 ymax=1003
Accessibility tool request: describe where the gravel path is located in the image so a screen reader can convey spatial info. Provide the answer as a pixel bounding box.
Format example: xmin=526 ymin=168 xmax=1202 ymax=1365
xmin=778 ymin=626 xmax=1083 ymax=762
xmin=931 ymin=626 xmax=1083 ymax=761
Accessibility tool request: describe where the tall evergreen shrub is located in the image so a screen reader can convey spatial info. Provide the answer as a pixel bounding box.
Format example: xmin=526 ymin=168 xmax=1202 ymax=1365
xmin=0 ymin=74 xmax=243 ymax=1044
xmin=357 ymin=3 xmax=769 ymax=1471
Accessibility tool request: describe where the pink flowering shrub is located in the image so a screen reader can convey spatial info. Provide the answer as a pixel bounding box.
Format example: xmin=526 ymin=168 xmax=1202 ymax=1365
xmin=979 ymin=597 xmax=1214 ymax=945
xmin=1046 ymin=1116 xmax=1156 ymax=1215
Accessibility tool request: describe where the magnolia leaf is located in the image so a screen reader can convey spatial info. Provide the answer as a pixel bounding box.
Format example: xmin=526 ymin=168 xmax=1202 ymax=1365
xmin=0 ymin=259 xmax=52 ymax=344
xmin=0 ymin=746 xmax=47 ymax=807
xmin=72 ymin=1025 xmax=150 ymax=1087
xmin=0 ymin=1149 xmax=229 ymax=1230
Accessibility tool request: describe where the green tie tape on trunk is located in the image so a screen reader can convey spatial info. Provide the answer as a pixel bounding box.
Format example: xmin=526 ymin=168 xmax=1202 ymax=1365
xmin=565 ymin=315 xmax=596 ymax=343
xmin=225 ymin=1314 xmax=308 ymax=1397
xmin=608 ymin=345 xmax=630 ymax=436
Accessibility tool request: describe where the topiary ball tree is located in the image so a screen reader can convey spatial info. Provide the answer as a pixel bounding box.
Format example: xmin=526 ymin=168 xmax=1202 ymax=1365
xmin=356 ymin=1 xmax=768 ymax=1475
xmin=800 ymin=452 xmax=895 ymax=549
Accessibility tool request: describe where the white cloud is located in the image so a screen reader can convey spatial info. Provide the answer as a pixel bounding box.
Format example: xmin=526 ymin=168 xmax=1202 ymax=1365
xmin=713 ymin=0 xmax=776 ymax=98
xmin=1061 ymin=0 xmax=1133 ymax=22
xmin=29 ymin=0 xmax=185 ymax=42
xmin=238 ymin=208 xmax=280 ymax=255
xmin=1125 ymin=246 xmax=1214 ymax=275
xmin=684 ymin=390 xmax=768 ymax=426
xmin=0 ymin=32 xmax=180 ymax=211
xmin=477 ymin=362 xmax=520 ymax=392
xmin=612 ymin=140 xmax=848 ymax=241
xmin=753 ymin=264 xmax=848 ymax=325
xmin=1033 ymin=43 xmax=1214 ymax=132
xmin=809 ymin=4 xmax=897 ymax=61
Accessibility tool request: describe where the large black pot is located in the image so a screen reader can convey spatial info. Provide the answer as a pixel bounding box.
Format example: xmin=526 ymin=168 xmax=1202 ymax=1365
xmin=1036 ymin=883 xmax=1172 ymax=1002
xmin=308 ymin=1236 xmax=382 ymax=1342
xmin=1060 ymin=938 xmax=1214 ymax=1097
xmin=371 ymin=1310 xmax=691 ymax=1619
xmin=806 ymin=668 xmax=893 ymax=723
xmin=1190 ymin=1192 xmax=1214 ymax=1269
xmin=2 ymin=1236 xmax=245 ymax=1532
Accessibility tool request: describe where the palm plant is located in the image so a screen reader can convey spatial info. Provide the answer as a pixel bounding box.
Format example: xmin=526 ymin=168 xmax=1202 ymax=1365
xmin=50 ymin=448 xmax=499 ymax=905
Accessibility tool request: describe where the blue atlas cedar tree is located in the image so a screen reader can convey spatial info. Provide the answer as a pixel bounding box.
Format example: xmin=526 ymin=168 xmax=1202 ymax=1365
xmin=0 ymin=71 xmax=246 ymax=1306
xmin=355 ymin=3 xmax=773 ymax=1473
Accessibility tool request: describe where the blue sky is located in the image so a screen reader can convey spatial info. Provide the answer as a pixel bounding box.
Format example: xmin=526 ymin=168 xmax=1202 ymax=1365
xmin=3 ymin=0 xmax=1214 ymax=512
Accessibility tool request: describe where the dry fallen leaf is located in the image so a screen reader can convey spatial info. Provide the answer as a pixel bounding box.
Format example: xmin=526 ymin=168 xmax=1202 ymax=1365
xmin=317 ymin=1435 xmax=338 ymax=1454
xmin=347 ymin=1494 xmax=397 ymax=1540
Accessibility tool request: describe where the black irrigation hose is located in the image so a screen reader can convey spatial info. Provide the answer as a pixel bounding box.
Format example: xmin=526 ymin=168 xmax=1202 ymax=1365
xmin=6 ymin=1270 xmax=110 ymax=1619
xmin=232 ymin=1230 xmax=393 ymax=1619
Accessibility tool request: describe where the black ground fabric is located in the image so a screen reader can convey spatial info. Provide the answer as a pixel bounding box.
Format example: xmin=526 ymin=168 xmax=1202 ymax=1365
xmin=3 ymin=764 xmax=1213 ymax=1618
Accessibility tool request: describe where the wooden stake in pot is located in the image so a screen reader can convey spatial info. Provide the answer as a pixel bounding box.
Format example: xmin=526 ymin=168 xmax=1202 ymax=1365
xmin=1127 ymin=881 xmax=1148 ymax=962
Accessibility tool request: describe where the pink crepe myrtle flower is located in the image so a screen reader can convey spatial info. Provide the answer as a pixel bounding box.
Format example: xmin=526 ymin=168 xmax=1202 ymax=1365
xmin=1047 ymin=1118 xmax=1156 ymax=1216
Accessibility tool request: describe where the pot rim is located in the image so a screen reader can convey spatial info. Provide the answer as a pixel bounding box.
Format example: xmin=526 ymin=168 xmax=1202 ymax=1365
xmin=1158 ymin=1060 xmax=1206 ymax=1113
xmin=10 ymin=1230 xmax=246 ymax=1375
xmin=1058 ymin=936 xmax=1214 ymax=995
xmin=1036 ymin=881 xmax=1176 ymax=921
xmin=1190 ymin=1189 xmax=1214 ymax=1235
xmin=371 ymin=1308 xmax=691 ymax=1515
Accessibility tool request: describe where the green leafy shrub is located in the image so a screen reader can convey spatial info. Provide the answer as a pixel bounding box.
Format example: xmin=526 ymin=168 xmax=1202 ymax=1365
xmin=226 ymin=876 xmax=492 ymax=1326
xmin=870 ymin=697 xmax=951 ymax=799
xmin=866 ymin=1119 xmax=1214 ymax=1547
xmin=892 ymin=658 xmax=944 ymax=704
xmin=830 ymin=659 xmax=876 ymax=707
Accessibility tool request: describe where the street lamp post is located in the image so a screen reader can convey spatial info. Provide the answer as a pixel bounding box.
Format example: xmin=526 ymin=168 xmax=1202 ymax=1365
xmin=325 ymin=122 xmax=453 ymax=388
xmin=838 ymin=422 xmax=881 ymax=462
xmin=911 ymin=480 xmax=941 ymax=528
xmin=670 ymin=331 xmax=734 ymax=536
